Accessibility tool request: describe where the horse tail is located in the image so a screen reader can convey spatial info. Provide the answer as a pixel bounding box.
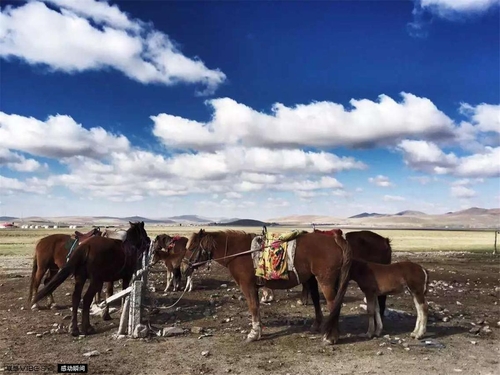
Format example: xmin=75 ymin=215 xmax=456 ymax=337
xmin=32 ymin=244 xmax=88 ymax=305
xmin=27 ymin=254 xmax=38 ymax=304
xmin=422 ymin=266 xmax=430 ymax=295
xmin=385 ymin=237 xmax=392 ymax=263
xmin=322 ymin=232 xmax=353 ymax=338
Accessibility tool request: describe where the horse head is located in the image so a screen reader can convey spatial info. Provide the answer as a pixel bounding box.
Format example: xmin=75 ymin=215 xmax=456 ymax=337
xmin=186 ymin=229 xmax=213 ymax=267
xmin=126 ymin=221 xmax=150 ymax=254
xmin=92 ymin=226 xmax=102 ymax=237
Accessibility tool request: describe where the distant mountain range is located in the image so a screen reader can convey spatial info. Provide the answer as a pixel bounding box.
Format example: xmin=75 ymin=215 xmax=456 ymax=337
xmin=268 ymin=207 xmax=500 ymax=229
xmin=1 ymin=207 xmax=498 ymax=229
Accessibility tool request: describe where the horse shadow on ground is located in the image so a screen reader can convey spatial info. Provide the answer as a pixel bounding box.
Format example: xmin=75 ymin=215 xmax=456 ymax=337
xmin=339 ymin=313 xmax=469 ymax=344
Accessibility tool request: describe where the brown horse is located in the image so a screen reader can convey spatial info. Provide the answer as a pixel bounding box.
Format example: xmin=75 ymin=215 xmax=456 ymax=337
xmin=151 ymin=234 xmax=188 ymax=292
xmin=333 ymin=232 xmax=429 ymax=339
xmin=185 ymin=229 xmax=352 ymax=344
xmin=32 ymin=221 xmax=150 ymax=336
xmin=28 ymin=227 xmax=102 ymax=309
xmin=302 ymin=229 xmax=392 ymax=317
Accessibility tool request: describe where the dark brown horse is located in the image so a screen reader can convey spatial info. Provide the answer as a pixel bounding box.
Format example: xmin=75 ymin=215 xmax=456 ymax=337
xmin=303 ymin=229 xmax=392 ymax=317
xmin=185 ymin=229 xmax=352 ymax=344
xmin=151 ymin=234 xmax=188 ymax=292
xmin=32 ymin=221 xmax=150 ymax=336
xmin=28 ymin=227 xmax=102 ymax=309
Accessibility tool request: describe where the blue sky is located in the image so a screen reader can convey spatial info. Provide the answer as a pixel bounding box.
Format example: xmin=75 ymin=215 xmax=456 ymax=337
xmin=0 ymin=0 xmax=499 ymax=220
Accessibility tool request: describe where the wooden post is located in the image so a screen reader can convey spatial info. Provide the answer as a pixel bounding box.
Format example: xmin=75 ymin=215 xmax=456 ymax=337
xmin=117 ymin=296 xmax=130 ymax=336
xmin=494 ymin=230 xmax=498 ymax=255
xmin=128 ymin=280 xmax=142 ymax=336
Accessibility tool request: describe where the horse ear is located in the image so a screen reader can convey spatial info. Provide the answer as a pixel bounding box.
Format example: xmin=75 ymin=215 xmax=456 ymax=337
xmin=141 ymin=221 xmax=144 ymax=228
xmin=129 ymin=221 xmax=133 ymax=226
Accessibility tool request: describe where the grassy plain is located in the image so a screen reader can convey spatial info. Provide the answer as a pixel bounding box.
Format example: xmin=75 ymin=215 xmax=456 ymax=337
xmin=0 ymin=225 xmax=496 ymax=256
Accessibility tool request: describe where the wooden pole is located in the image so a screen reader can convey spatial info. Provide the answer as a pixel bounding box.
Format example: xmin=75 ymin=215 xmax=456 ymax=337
xmin=494 ymin=230 xmax=498 ymax=255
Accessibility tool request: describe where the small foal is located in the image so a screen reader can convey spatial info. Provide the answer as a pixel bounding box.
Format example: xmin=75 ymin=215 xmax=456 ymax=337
xmin=333 ymin=233 xmax=430 ymax=339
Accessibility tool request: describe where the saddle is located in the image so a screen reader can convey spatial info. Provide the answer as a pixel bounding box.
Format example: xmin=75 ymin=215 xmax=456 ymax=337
xmin=74 ymin=230 xmax=95 ymax=240
xmin=251 ymin=230 xmax=306 ymax=283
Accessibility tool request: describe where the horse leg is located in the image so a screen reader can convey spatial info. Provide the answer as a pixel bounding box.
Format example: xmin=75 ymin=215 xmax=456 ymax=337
xmin=411 ymin=292 xmax=428 ymax=339
xmin=186 ymin=270 xmax=193 ymax=292
xmin=31 ymin=262 xmax=49 ymax=310
xmin=298 ymin=282 xmax=310 ymax=306
xmin=70 ymin=275 xmax=85 ymax=337
xmin=317 ymin=279 xmax=341 ymax=344
xmin=81 ymin=280 xmax=102 ymax=335
xmin=101 ymin=282 xmax=113 ymax=321
xmin=365 ymin=293 xmax=376 ymax=339
xmin=378 ymin=295 xmax=387 ymax=320
xmin=309 ymin=277 xmax=323 ymax=332
xmin=374 ymin=296 xmax=383 ymax=337
xmin=241 ymin=283 xmax=261 ymax=342
xmin=173 ymin=268 xmax=182 ymax=292
xmin=164 ymin=265 xmax=173 ymax=293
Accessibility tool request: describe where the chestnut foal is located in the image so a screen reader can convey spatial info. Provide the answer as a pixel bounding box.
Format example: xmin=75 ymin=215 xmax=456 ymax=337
xmin=333 ymin=232 xmax=430 ymax=339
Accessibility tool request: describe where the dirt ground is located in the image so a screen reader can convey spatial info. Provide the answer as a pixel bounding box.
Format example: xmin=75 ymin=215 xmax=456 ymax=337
xmin=0 ymin=252 xmax=499 ymax=375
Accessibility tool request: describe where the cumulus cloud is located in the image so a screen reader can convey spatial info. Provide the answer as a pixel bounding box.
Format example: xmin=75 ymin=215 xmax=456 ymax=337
xmin=0 ymin=1 xmax=225 ymax=95
xmin=0 ymin=175 xmax=51 ymax=194
xmin=0 ymin=148 xmax=45 ymax=172
xmin=0 ymin=112 xmax=130 ymax=159
xmin=408 ymin=1 xmax=499 ymax=38
xmin=368 ymin=175 xmax=394 ymax=187
xmin=399 ymin=140 xmax=500 ymax=178
xmin=451 ymin=185 xmax=476 ymax=199
xmin=419 ymin=0 xmax=499 ymax=17
xmin=152 ymin=93 xmax=455 ymax=151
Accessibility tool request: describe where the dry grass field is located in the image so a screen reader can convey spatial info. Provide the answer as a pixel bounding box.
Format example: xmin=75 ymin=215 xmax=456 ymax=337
xmin=0 ymin=226 xmax=497 ymax=256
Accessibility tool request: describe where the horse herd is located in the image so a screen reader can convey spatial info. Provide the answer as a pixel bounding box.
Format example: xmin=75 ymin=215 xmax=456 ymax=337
xmin=28 ymin=222 xmax=430 ymax=345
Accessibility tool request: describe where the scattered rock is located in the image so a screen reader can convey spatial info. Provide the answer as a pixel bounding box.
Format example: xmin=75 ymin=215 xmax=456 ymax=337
xmin=133 ymin=324 xmax=148 ymax=338
xmin=376 ymin=351 xmax=383 ymax=356
xmin=481 ymin=326 xmax=492 ymax=334
xmin=456 ymin=301 xmax=463 ymax=306
xmin=469 ymin=327 xmax=481 ymax=334
xmin=201 ymin=350 xmax=210 ymax=357
xmin=470 ymin=341 xmax=477 ymax=345
xmin=62 ymin=315 xmax=71 ymax=320
xmin=442 ymin=317 xmax=450 ymax=322
xmin=191 ymin=326 xmax=205 ymax=334
xmin=220 ymin=284 xmax=228 ymax=288
xmin=162 ymin=327 xmax=184 ymax=337
xmin=26 ymin=331 xmax=36 ymax=335
xmin=83 ymin=350 xmax=100 ymax=357
xmin=35 ymin=333 xmax=43 ymax=338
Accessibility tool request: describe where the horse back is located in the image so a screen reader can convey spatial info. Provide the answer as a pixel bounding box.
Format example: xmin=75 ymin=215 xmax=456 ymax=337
xmin=294 ymin=232 xmax=343 ymax=272
xmin=346 ymin=231 xmax=392 ymax=264
xmin=35 ymin=234 xmax=71 ymax=267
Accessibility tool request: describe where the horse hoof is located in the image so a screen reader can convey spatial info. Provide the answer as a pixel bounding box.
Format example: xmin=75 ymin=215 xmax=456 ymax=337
xmin=71 ymin=329 xmax=80 ymax=337
xmin=102 ymin=313 xmax=112 ymax=321
xmin=410 ymin=332 xmax=417 ymax=338
xmin=310 ymin=323 xmax=321 ymax=333
xmin=83 ymin=326 xmax=96 ymax=335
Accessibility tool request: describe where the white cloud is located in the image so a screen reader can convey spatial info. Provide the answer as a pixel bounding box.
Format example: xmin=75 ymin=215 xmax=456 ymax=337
xmin=451 ymin=185 xmax=476 ymax=199
xmin=399 ymin=140 xmax=500 ymax=178
xmin=451 ymin=178 xmax=484 ymax=186
xmin=459 ymin=103 xmax=500 ymax=134
xmin=368 ymin=175 xmax=394 ymax=187
xmin=409 ymin=176 xmax=432 ymax=185
xmin=152 ymin=93 xmax=455 ymax=150
xmin=0 ymin=1 xmax=225 ymax=94
xmin=383 ymin=195 xmax=406 ymax=202
xmin=0 ymin=112 xmax=129 ymax=159
xmin=419 ymin=0 xmax=499 ymax=15
xmin=266 ymin=197 xmax=290 ymax=208
xmin=0 ymin=175 xmax=51 ymax=194
xmin=0 ymin=148 xmax=45 ymax=172
xmin=225 ymin=192 xmax=242 ymax=199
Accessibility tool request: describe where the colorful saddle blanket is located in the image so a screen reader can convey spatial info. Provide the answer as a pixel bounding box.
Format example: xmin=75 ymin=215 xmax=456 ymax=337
xmin=251 ymin=230 xmax=306 ymax=281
